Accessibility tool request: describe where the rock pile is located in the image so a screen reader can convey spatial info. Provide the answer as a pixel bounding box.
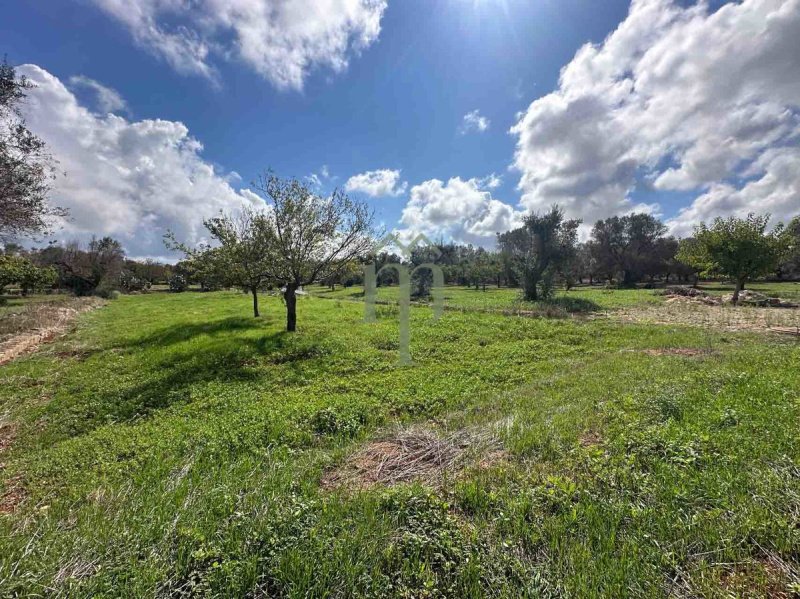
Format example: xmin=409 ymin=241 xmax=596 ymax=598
xmin=720 ymin=289 xmax=798 ymax=308
xmin=660 ymin=286 xmax=799 ymax=308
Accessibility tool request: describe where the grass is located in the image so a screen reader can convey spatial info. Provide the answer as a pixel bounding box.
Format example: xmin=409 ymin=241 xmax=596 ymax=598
xmin=0 ymin=289 xmax=798 ymax=596
xmin=308 ymin=284 xmax=664 ymax=314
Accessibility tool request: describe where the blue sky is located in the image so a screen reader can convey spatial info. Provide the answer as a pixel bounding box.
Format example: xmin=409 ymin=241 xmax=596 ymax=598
xmin=3 ymin=0 xmax=798 ymax=258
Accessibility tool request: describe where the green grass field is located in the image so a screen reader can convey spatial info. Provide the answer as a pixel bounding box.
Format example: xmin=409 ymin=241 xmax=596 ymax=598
xmin=308 ymin=284 xmax=664 ymax=314
xmin=1 ymin=290 xmax=799 ymax=596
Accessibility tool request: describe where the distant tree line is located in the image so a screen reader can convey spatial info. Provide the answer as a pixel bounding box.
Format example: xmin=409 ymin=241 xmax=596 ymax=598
xmin=2 ymin=60 xmax=799 ymax=316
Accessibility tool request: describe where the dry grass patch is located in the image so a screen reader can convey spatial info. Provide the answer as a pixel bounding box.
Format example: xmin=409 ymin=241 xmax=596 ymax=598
xmin=614 ymin=301 xmax=800 ymax=334
xmin=322 ymin=426 xmax=503 ymax=491
xmin=641 ymin=348 xmax=712 ymax=357
xmin=0 ymin=297 xmax=104 ymax=365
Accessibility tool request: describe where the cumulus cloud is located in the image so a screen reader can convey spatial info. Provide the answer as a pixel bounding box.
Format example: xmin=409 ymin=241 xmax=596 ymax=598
xmin=18 ymin=65 xmax=262 ymax=259
xmin=510 ymin=0 xmax=800 ymax=231
xmin=345 ymin=169 xmax=407 ymax=197
xmin=90 ymin=0 xmax=388 ymax=90
xmin=461 ymin=109 xmax=490 ymax=134
xmin=68 ymin=75 xmax=128 ymax=114
xmin=399 ymin=177 xmax=522 ymax=245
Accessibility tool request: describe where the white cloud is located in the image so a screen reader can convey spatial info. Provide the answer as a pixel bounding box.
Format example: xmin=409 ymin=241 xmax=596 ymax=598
xmin=399 ymin=177 xmax=522 ymax=244
xmin=345 ymin=168 xmax=407 ymax=197
xmin=510 ymin=0 xmax=800 ymax=230
xmin=68 ymin=76 xmax=128 ymax=114
xmin=17 ymin=65 xmax=262 ymax=259
xmin=90 ymin=0 xmax=388 ymax=90
xmin=477 ymin=173 xmax=502 ymax=189
xmin=461 ymin=109 xmax=490 ymax=134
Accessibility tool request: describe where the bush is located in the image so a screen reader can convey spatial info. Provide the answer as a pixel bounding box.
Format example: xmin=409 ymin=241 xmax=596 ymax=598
xmin=169 ymin=274 xmax=188 ymax=293
xmin=120 ymin=269 xmax=150 ymax=293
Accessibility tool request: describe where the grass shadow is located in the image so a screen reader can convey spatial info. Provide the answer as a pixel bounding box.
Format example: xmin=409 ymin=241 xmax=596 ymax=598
xmin=31 ymin=323 xmax=297 ymax=446
xmin=545 ymin=297 xmax=603 ymax=313
xmin=118 ymin=316 xmax=270 ymax=349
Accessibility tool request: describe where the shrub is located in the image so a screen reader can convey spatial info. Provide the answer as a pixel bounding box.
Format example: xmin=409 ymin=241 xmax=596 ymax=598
xmin=169 ymin=274 xmax=188 ymax=292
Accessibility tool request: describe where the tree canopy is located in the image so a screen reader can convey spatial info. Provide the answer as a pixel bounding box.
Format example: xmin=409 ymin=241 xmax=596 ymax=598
xmin=251 ymin=173 xmax=375 ymax=331
xmin=497 ymin=206 xmax=580 ymax=301
xmin=676 ymin=213 xmax=789 ymax=303
xmin=0 ymin=59 xmax=65 ymax=241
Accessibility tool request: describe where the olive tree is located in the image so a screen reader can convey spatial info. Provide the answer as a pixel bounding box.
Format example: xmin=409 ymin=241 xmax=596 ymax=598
xmin=589 ymin=213 xmax=668 ymax=286
xmin=677 ymin=213 xmax=788 ymax=304
xmin=498 ymin=206 xmax=580 ymax=301
xmin=1 ymin=59 xmax=65 ymax=240
xmin=252 ymin=173 xmax=374 ymax=332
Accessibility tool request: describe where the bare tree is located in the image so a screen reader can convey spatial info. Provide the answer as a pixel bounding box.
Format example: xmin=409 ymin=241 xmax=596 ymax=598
xmin=252 ymin=173 xmax=375 ymax=332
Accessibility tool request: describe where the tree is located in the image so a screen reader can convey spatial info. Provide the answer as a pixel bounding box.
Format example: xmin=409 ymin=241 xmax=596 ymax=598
xmin=251 ymin=173 xmax=375 ymax=332
xmin=0 ymin=253 xmax=23 ymax=292
xmin=590 ymin=213 xmax=668 ymax=286
xmin=777 ymin=216 xmax=800 ymax=280
xmin=38 ymin=237 xmax=125 ymax=296
xmin=466 ymin=251 xmax=501 ymax=291
xmin=498 ymin=206 xmax=580 ymax=301
xmin=16 ymin=258 xmax=56 ymax=295
xmin=166 ymin=208 xmax=274 ymax=317
xmin=677 ymin=214 xmax=789 ymax=304
xmin=0 ymin=254 xmax=55 ymax=294
xmin=0 ymin=59 xmax=65 ymax=240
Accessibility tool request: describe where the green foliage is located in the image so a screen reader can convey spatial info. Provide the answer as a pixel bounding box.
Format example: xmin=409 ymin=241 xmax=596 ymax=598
xmin=0 ymin=254 xmax=56 ymax=293
xmin=678 ymin=214 xmax=789 ymax=299
xmin=590 ymin=213 xmax=669 ymax=286
xmin=498 ymin=206 xmax=580 ymax=301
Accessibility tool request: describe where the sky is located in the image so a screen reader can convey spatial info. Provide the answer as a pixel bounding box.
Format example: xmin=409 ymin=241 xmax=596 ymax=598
xmin=2 ymin=0 xmax=799 ymax=260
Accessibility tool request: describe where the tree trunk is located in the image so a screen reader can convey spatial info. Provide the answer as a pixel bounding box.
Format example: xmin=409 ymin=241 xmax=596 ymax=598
xmin=732 ymin=278 xmax=745 ymax=305
xmin=251 ymin=287 xmax=259 ymax=317
xmin=523 ymin=272 xmax=539 ymax=301
xmin=284 ymin=284 xmax=298 ymax=332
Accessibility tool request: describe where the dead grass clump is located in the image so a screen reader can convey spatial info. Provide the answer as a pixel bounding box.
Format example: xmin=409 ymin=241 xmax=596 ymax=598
xmin=642 ymin=348 xmax=711 ymax=357
xmin=579 ymin=430 xmax=603 ymax=447
xmin=322 ymin=427 xmax=502 ymax=490
xmin=0 ymin=297 xmax=103 ymax=365
xmin=54 ymin=556 xmax=99 ymax=584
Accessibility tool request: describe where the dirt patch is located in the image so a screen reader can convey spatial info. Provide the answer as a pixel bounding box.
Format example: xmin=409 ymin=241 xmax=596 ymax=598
xmin=322 ymin=427 xmax=502 ymax=491
xmin=717 ymin=556 xmax=796 ymax=598
xmin=579 ymin=430 xmax=603 ymax=447
xmin=0 ymin=422 xmax=16 ymax=455
xmin=0 ymin=298 xmax=103 ymax=366
xmin=0 ymin=475 xmax=26 ymax=514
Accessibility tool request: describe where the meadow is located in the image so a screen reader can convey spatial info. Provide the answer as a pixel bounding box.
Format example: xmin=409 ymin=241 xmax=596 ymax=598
xmin=0 ymin=288 xmax=798 ymax=597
